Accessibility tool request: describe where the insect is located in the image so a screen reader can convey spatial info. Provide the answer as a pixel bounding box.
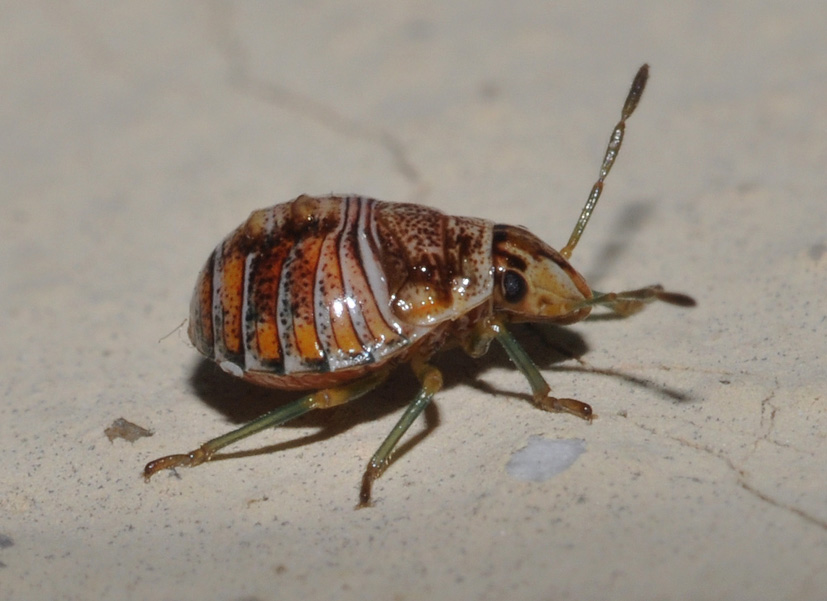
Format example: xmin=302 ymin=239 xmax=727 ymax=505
xmin=144 ymin=64 xmax=694 ymax=506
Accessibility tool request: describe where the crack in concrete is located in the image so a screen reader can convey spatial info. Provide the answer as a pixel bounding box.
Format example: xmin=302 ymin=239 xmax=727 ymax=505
xmin=633 ymin=421 xmax=827 ymax=532
xmin=44 ymin=2 xmax=426 ymax=197
xmin=206 ymin=1 xmax=425 ymax=195
xmin=747 ymin=382 xmax=814 ymax=457
xmin=758 ymin=387 xmax=779 ymax=443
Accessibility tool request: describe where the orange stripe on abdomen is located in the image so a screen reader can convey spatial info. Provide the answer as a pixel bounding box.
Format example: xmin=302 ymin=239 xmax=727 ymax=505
xmin=291 ymin=234 xmax=326 ymax=363
xmin=245 ymin=235 xmax=291 ymax=368
xmin=316 ymin=225 xmax=363 ymax=361
xmin=219 ymin=247 xmax=246 ymax=356
xmin=278 ymin=235 xmax=325 ymax=372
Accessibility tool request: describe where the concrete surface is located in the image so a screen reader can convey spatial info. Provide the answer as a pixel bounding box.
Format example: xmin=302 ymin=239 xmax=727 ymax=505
xmin=2 ymin=2 xmax=825 ymax=600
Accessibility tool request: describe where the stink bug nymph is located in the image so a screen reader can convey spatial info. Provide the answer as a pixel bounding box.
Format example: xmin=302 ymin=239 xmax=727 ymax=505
xmin=144 ymin=65 xmax=694 ymax=507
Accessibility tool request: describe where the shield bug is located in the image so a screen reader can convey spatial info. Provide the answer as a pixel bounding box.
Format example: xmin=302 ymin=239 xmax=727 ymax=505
xmin=144 ymin=64 xmax=694 ymax=506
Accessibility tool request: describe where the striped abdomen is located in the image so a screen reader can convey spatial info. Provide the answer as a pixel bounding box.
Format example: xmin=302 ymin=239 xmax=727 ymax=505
xmin=188 ymin=195 xmax=494 ymax=389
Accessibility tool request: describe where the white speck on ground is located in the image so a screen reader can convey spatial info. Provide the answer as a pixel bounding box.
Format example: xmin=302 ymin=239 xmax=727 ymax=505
xmin=506 ymin=437 xmax=586 ymax=482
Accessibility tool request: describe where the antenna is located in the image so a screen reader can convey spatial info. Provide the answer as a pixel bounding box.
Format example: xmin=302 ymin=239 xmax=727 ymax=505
xmin=560 ymin=64 xmax=649 ymax=259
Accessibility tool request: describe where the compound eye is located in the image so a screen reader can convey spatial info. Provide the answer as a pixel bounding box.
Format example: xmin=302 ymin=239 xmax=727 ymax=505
xmin=502 ymin=270 xmax=528 ymax=303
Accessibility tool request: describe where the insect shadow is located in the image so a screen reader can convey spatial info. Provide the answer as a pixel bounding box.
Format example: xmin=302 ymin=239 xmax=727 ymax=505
xmin=582 ymin=199 xmax=653 ymax=284
xmin=186 ymin=321 xmax=690 ymax=466
xmin=188 ymin=356 xmax=432 ymax=464
xmin=468 ymin=322 xmax=694 ymax=404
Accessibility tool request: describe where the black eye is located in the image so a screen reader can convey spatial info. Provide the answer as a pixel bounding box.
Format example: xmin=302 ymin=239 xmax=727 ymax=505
xmin=502 ymin=270 xmax=527 ymax=303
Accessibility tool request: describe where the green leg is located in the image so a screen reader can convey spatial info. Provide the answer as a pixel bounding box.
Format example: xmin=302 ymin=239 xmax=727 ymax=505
xmin=495 ymin=325 xmax=594 ymax=421
xmin=358 ymin=358 xmax=442 ymax=508
xmin=585 ymin=285 xmax=696 ymax=316
xmin=144 ymin=369 xmax=389 ymax=480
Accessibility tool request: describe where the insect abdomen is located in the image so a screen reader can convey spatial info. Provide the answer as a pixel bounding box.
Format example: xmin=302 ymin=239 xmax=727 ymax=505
xmin=188 ymin=195 xmax=495 ymax=389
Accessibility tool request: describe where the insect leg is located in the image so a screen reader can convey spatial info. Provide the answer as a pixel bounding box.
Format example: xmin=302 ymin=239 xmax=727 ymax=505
xmin=586 ymin=285 xmax=696 ymax=317
xmin=143 ymin=368 xmax=390 ymax=480
xmin=358 ymin=357 xmax=442 ymax=508
xmin=495 ymin=325 xmax=594 ymax=421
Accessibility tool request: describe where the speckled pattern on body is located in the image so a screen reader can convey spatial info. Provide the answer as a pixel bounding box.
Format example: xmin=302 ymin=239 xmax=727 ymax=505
xmin=189 ymin=194 xmax=501 ymax=388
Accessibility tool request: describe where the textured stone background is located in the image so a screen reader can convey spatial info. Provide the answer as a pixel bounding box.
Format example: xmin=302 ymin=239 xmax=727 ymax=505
xmin=2 ymin=2 xmax=825 ymax=600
